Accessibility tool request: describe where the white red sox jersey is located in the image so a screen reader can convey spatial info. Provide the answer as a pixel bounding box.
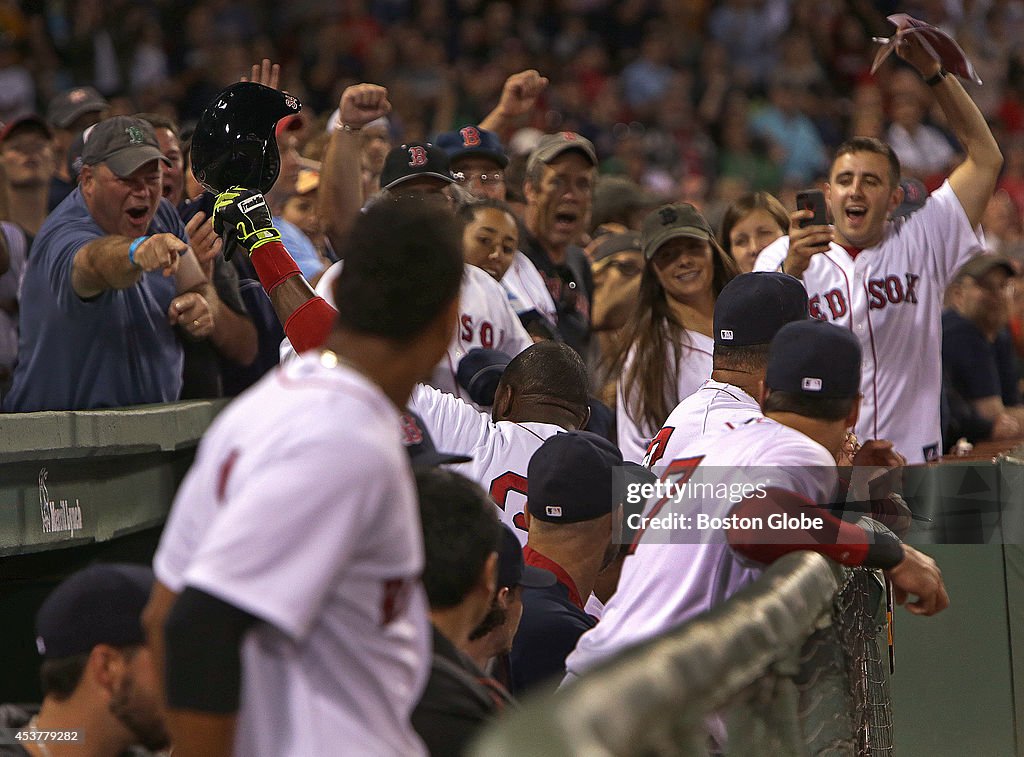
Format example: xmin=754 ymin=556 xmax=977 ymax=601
xmin=408 ymin=382 xmax=565 ymax=544
xmin=282 ymin=262 xmax=532 ymax=407
xmin=754 ymin=180 xmax=982 ymax=462
xmin=155 ymin=353 xmax=430 ymax=757
xmin=642 ymin=380 xmax=763 ymax=468
xmin=565 ymin=418 xmax=837 ymax=682
xmin=501 ymin=251 xmax=558 ymax=330
xmin=616 ymin=331 xmax=714 ymax=463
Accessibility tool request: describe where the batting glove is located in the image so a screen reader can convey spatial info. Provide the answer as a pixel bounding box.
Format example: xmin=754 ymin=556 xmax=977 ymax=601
xmin=212 ymin=187 xmax=282 ymax=258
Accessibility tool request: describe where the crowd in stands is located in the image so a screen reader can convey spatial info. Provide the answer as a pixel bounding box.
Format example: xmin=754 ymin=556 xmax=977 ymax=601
xmin=0 ymin=2 xmax=1018 ymax=755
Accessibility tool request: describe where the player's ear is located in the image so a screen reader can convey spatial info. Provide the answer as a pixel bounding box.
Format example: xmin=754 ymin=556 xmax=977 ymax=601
xmin=522 ymin=508 xmax=531 ymax=530
xmin=757 ymin=380 xmax=768 ymax=410
xmin=491 ymin=382 xmax=513 ymax=422
xmin=845 ymin=394 xmax=862 ymax=430
xmin=578 ymin=404 xmax=591 ymax=431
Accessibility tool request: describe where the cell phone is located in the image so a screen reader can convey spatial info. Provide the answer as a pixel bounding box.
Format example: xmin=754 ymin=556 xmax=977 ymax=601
xmin=796 ymin=189 xmax=828 ymax=228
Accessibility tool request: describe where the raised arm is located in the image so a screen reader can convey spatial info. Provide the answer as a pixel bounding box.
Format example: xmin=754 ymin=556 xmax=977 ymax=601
xmin=479 ymin=69 xmax=549 ymax=141
xmin=72 ymin=233 xmax=183 ymax=298
xmin=896 ymin=35 xmax=1002 ymax=227
xmin=319 ymin=84 xmax=391 ymax=252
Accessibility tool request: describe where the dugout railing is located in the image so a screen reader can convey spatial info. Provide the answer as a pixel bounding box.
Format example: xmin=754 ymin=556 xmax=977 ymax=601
xmin=471 ymin=551 xmax=888 ymax=757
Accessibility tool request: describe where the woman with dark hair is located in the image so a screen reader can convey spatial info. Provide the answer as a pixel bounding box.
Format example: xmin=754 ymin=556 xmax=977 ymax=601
xmin=607 ymin=203 xmax=739 ymax=462
xmin=719 ymin=191 xmax=789 ymax=273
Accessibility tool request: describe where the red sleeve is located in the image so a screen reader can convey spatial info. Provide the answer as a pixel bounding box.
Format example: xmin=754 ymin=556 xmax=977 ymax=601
xmin=284 ymin=297 xmax=337 ymax=353
xmin=726 ymin=486 xmax=876 ymax=567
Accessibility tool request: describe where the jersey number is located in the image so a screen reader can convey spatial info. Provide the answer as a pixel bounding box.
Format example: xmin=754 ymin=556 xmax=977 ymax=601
xmin=628 ymin=455 xmax=704 ymax=554
xmin=489 ymin=471 xmax=529 ymax=531
xmin=642 ymin=427 xmax=674 ymax=468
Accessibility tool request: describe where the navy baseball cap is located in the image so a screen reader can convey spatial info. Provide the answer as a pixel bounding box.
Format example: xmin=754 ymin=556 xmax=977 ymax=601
xmin=35 ymin=563 xmax=154 ymax=659
xmin=381 ymin=142 xmax=456 ymax=190
xmin=527 ymin=431 xmax=624 ymax=523
xmin=435 ymin=125 xmax=509 ymax=168
xmin=892 ymin=177 xmax=928 ymax=219
xmin=765 ymin=320 xmax=862 ymax=399
xmin=400 ymin=410 xmax=472 ymax=467
xmin=456 ymin=348 xmax=512 ymax=407
xmin=497 ymin=526 xmax=556 ymax=589
xmin=714 ymin=272 xmax=809 ymax=347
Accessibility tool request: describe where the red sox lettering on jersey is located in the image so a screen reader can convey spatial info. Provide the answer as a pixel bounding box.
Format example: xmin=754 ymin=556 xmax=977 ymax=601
xmin=808 ymin=273 xmax=921 ymax=321
xmin=754 ymin=181 xmax=983 ymax=463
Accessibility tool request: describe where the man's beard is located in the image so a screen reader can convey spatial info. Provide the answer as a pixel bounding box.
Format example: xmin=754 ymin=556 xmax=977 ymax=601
xmin=109 ymin=673 xmax=171 ymax=752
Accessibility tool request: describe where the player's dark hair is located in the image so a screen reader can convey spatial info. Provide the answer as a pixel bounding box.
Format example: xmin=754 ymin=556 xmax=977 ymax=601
xmin=832 ymin=137 xmax=901 ymax=187
xmin=712 ymin=343 xmax=772 ymax=373
xmin=39 ymin=654 xmax=89 ymax=699
xmin=468 ymin=595 xmax=509 ymax=641
xmin=497 ymin=341 xmax=589 ymax=417
xmin=416 ymin=468 xmax=501 ymax=610
xmin=762 ymin=390 xmax=856 ymax=421
xmin=605 ymin=233 xmax=740 ymax=433
xmin=718 ymin=192 xmax=789 ymax=256
xmin=39 ymin=645 xmax=140 ymax=700
xmin=457 ymin=196 xmax=517 ymax=224
xmin=333 ymin=196 xmax=463 ymax=341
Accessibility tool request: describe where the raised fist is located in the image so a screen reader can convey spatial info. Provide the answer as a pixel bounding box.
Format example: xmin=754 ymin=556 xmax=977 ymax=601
xmin=212 ymin=187 xmax=281 ymax=259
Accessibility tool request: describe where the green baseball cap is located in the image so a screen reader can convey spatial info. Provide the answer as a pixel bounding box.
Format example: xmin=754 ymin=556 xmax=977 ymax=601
xmin=81 ymin=116 xmax=169 ymax=178
xmin=641 ymin=203 xmax=714 ymax=260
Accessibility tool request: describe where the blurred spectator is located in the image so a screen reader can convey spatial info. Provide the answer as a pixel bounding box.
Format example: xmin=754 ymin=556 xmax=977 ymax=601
xmin=521 ymin=132 xmax=597 ymax=357
xmin=267 ymin=117 xmax=325 ymax=281
xmin=750 ymin=75 xmax=828 ymax=187
xmin=607 ymin=203 xmax=739 ymax=462
xmin=45 ymin=86 xmax=108 ymax=210
xmin=510 ymin=431 xmax=622 ymax=694
xmin=943 ymin=255 xmax=1024 ymax=444
xmin=588 ymin=230 xmax=644 ymax=406
xmin=0 ymin=115 xmax=56 ymax=236
xmin=281 ymin=166 xmax=334 ymax=271
xmin=0 ymin=34 xmax=35 ymax=124
xmin=411 ymin=467 xmax=509 ymax=757
xmin=620 ymin=30 xmax=674 ymax=117
xmin=980 ymin=189 xmax=1024 ymax=259
xmin=886 ymin=68 xmax=957 ymax=182
xmin=0 ymin=563 xmax=169 ymax=757
xmin=718 ymin=191 xmax=789 ymax=273
xmin=590 ymin=175 xmax=660 ymax=232
xmin=3 ymin=117 xmax=217 ymax=412
xmin=437 ymin=124 xmax=509 ymax=201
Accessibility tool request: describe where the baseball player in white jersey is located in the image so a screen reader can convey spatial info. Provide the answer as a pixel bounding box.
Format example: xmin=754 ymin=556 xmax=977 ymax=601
xmin=408 ymin=340 xmax=591 ymax=543
xmin=154 ymin=196 xmax=465 ymax=756
xmin=566 ymin=322 xmax=949 ymax=702
xmin=284 ymin=255 xmax=532 ymax=405
xmin=643 ymin=272 xmax=809 ymax=468
xmin=753 ymin=36 xmax=1002 ymax=463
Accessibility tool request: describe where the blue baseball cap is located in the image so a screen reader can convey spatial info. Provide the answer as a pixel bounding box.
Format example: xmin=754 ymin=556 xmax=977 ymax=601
xmin=35 ymin=563 xmax=154 ymax=658
xmin=714 ymin=272 xmax=809 ymax=347
xmin=765 ymin=320 xmax=862 ymax=399
xmin=497 ymin=526 xmax=556 ymax=589
xmin=527 ymin=431 xmax=624 ymax=523
xmin=435 ymin=125 xmax=509 ymax=168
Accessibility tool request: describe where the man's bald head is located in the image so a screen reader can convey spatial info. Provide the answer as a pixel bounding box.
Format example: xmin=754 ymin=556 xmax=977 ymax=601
xmin=492 ymin=342 xmax=589 ymax=427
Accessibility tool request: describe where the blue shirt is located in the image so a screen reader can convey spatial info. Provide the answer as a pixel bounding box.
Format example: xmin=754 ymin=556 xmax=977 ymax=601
xmin=942 ymin=309 xmax=1021 ymax=407
xmin=4 ymin=191 xmax=187 ymax=412
xmin=274 ymin=216 xmax=324 ymax=281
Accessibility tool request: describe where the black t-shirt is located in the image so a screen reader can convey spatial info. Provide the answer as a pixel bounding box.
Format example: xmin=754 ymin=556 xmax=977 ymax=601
xmin=941 ymin=310 xmax=1020 ymax=406
xmin=520 ymin=229 xmax=593 ymax=358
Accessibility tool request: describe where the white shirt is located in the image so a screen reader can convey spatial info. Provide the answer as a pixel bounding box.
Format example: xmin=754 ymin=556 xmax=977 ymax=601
xmin=616 ymin=330 xmax=714 ymax=463
xmin=643 ymin=379 xmax=763 ymax=468
xmin=409 ymin=382 xmax=564 ymax=544
xmin=157 ymin=354 xmax=430 ymax=756
xmin=754 ymin=180 xmax=982 ymax=462
xmin=282 ymin=262 xmax=533 ymax=408
xmin=565 ymin=419 xmax=837 ymax=679
xmin=501 ymin=251 xmax=558 ymax=328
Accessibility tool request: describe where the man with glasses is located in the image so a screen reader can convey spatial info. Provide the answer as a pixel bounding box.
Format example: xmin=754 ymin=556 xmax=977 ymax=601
xmin=942 ymin=254 xmax=1024 ymax=442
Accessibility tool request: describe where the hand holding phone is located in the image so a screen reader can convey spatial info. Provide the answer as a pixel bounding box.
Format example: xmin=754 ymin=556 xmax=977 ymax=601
xmin=796 ymin=189 xmax=828 ymax=228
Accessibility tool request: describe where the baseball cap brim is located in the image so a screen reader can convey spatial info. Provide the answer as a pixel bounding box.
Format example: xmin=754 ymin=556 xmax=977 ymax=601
xmin=384 ymin=173 xmax=455 ymax=191
xmin=451 ymin=148 xmax=509 ymax=168
xmin=410 ymin=449 xmax=473 ymax=467
xmin=102 ymin=145 xmax=171 ymax=178
xmin=643 ymin=225 xmax=712 ymax=259
xmin=520 ymin=564 xmax=557 ymax=588
xmin=0 ymin=115 xmax=53 ymax=144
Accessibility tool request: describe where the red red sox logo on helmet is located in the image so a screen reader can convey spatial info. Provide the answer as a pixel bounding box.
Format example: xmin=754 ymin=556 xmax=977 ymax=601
xmin=407 ymin=146 xmax=428 ymax=167
xmin=808 ymin=272 xmax=921 ymax=320
xmin=460 ymin=126 xmax=481 ymax=147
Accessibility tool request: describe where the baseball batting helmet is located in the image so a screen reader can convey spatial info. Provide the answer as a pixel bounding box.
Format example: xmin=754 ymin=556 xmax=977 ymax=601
xmin=190 ymin=82 xmax=301 ymax=194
